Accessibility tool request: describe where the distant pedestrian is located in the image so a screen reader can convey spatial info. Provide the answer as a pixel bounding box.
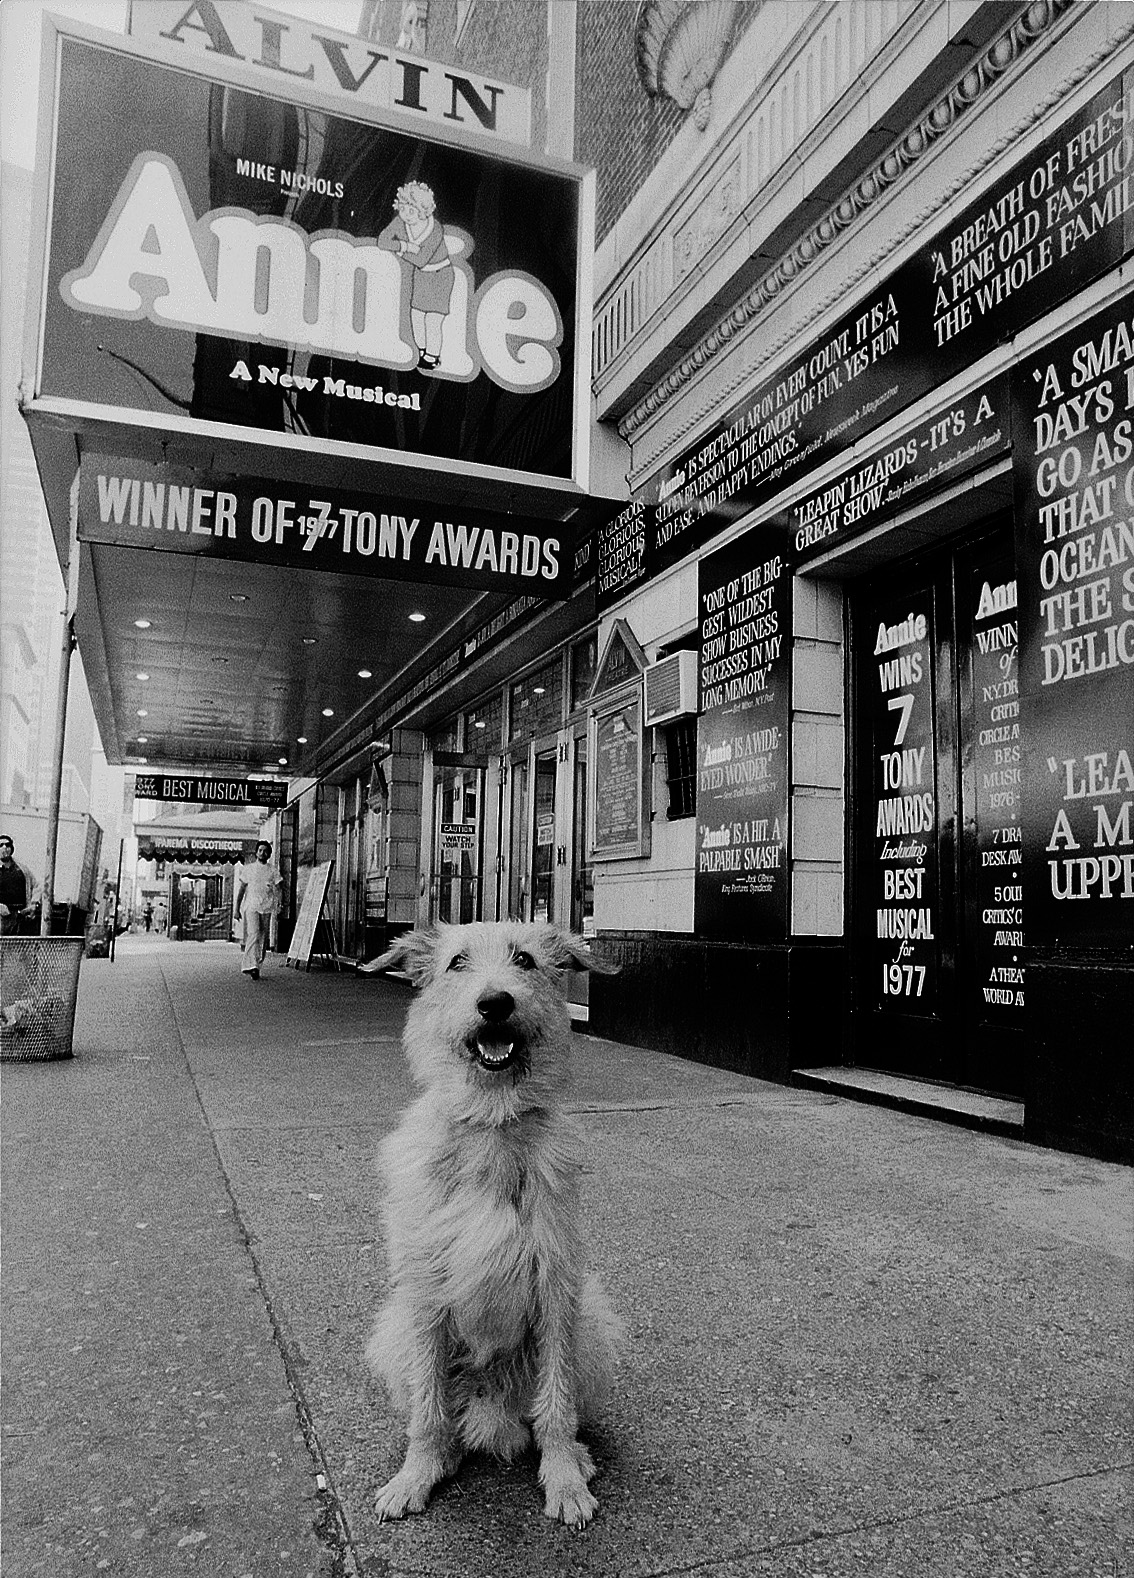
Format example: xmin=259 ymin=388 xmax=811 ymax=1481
xmin=143 ymin=901 xmax=153 ymax=932
xmin=0 ymin=835 xmax=39 ymax=935
xmin=235 ymin=841 xmax=282 ymax=980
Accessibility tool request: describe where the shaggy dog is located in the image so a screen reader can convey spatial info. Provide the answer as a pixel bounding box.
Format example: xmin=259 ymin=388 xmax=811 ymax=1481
xmin=365 ymin=921 xmax=623 ymax=1529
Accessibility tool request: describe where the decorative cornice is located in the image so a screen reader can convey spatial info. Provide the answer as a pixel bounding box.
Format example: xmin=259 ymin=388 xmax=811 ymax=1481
xmin=618 ymin=0 xmax=1096 ymax=453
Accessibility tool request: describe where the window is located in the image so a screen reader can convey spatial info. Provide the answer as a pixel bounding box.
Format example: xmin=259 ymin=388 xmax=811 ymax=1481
xmin=429 ymin=715 xmax=460 ymax=754
xmin=663 ymin=717 xmax=697 ymax=820
xmin=465 ymin=692 xmax=503 ymax=750
xmin=508 ymin=658 xmax=563 ymax=744
xmin=570 ymin=633 xmax=597 ymax=712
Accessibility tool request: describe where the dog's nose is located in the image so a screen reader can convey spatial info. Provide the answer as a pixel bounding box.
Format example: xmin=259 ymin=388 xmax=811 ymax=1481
xmin=477 ymin=989 xmax=514 ymax=1021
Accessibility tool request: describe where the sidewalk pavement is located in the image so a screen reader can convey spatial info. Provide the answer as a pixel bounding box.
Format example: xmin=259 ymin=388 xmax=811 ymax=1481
xmin=2 ymin=935 xmax=1130 ymax=1578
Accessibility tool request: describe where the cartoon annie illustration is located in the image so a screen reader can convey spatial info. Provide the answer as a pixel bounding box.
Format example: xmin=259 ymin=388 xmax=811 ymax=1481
xmin=378 ymin=181 xmax=455 ymax=371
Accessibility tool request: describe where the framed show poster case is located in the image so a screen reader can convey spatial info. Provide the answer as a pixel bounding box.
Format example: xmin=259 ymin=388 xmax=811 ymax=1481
xmin=589 ymin=689 xmax=650 ymax=861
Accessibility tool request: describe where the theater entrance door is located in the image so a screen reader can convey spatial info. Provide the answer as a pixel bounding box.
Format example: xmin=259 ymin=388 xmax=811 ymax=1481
xmin=848 ymin=523 xmax=1025 ymax=1099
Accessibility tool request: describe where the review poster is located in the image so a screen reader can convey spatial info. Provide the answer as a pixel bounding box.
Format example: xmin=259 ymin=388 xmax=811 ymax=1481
xmin=1013 ymin=300 xmax=1134 ymax=948
xmin=694 ymin=530 xmax=790 ymax=938
xmin=967 ymin=550 xmax=1025 ymax=1023
xmin=868 ymin=586 xmax=940 ymax=1017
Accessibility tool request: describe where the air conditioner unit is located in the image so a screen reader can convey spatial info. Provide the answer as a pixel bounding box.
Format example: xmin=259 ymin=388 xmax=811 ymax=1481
xmin=643 ymin=650 xmax=698 ymax=728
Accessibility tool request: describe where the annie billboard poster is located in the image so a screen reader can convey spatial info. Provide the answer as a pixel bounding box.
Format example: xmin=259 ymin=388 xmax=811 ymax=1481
xmin=34 ymin=24 xmax=592 ymax=485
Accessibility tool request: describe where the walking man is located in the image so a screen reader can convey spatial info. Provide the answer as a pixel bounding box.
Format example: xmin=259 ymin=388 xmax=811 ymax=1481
xmin=235 ymin=840 xmax=282 ymax=979
xmin=0 ymin=835 xmax=39 ymax=935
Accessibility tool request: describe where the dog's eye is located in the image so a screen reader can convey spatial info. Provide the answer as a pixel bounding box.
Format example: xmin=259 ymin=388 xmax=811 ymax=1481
xmin=446 ymin=953 xmax=468 ymax=972
xmin=512 ymin=950 xmax=536 ymax=972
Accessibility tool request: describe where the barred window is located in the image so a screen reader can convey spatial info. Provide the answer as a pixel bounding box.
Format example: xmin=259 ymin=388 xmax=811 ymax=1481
xmin=465 ymin=692 xmax=503 ymax=751
xmin=429 ymin=715 xmax=460 ymax=753
xmin=508 ymin=658 xmax=563 ymax=745
xmin=663 ymin=717 xmax=697 ymax=820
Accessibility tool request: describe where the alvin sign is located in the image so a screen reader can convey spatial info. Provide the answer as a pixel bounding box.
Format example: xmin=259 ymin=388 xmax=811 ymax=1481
xmin=128 ymin=0 xmax=531 ymax=145
xmin=36 ymin=26 xmax=590 ymax=485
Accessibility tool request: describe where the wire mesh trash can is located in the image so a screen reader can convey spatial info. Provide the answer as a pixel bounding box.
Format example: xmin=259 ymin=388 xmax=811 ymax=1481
xmin=0 ymin=936 xmax=84 ymax=1062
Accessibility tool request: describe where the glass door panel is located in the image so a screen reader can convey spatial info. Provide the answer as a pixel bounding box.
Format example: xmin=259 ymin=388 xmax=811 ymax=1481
xmin=531 ymin=748 xmax=557 ymax=922
xmin=571 ymin=735 xmax=592 ymax=935
xmin=508 ymin=755 xmax=530 ymax=920
xmin=432 ymin=767 xmax=483 ymax=924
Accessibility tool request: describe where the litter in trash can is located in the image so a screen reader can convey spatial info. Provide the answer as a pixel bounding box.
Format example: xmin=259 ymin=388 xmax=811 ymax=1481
xmin=0 ymin=936 xmax=84 ymax=1061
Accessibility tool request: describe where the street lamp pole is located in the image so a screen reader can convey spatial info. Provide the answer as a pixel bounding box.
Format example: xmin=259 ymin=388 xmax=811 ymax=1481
xmin=40 ymin=607 xmax=76 ymax=935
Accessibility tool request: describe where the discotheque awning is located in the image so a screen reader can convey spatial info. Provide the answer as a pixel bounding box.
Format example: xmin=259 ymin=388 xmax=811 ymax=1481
xmin=134 ymin=808 xmax=267 ymax=865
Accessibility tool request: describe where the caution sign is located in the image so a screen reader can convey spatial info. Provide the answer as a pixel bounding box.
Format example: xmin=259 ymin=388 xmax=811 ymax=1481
xmin=439 ymin=823 xmax=477 ymax=854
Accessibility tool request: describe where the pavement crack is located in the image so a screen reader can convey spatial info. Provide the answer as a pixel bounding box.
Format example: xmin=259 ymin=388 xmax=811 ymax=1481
xmin=569 ymin=1096 xmax=825 ymax=1114
xmin=633 ymin=1462 xmax=1134 ymax=1577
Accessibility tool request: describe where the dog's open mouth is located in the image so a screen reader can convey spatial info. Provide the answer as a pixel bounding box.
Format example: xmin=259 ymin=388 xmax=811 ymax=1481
xmin=470 ymin=1024 xmax=523 ymax=1072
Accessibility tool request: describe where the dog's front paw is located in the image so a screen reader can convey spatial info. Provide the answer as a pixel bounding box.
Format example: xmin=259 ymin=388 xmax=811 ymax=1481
xmin=373 ymin=1460 xmax=442 ymax=1522
xmin=540 ymin=1442 xmax=599 ymax=1530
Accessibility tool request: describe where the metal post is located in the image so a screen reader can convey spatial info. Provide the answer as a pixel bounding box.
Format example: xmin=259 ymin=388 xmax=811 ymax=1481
xmin=40 ymin=610 xmax=75 ymax=935
xmin=109 ymin=838 xmax=124 ymax=962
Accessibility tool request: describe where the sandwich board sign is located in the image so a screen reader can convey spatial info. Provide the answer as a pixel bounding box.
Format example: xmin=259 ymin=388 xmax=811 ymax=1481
xmin=286 ymin=860 xmax=335 ymax=970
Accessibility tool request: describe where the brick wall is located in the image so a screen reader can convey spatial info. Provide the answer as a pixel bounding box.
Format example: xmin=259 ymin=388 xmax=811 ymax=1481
xmin=386 ymin=728 xmax=425 ymax=925
xmin=575 ymin=2 xmax=683 ymax=245
xmin=451 ymin=0 xmax=550 ymax=153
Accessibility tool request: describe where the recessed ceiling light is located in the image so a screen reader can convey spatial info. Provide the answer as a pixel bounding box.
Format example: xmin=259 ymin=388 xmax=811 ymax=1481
xmin=136 ymin=672 xmax=149 ymax=681
xmin=297 ymin=735 xmax=308 ymax=744
xmin=358 ymin=668 xmax=372 ymax=679
xmin=230 ymin=593 xmax=248 ymax=602
xmin=137 ymin=735 xmax=148 ymax=743
xmin=278 ymin=756 xmax=288 ymax=765
xmin=134 ymin=618 xmax=152 ymax=629
xmin=408 ymin=611 xmax=426 ymax=623
xmin=474 ymin=720 xmax=486 ymax=729
xmin=322 ymin=707 xmax=334 ymax=717
xmin=137 ymin=709 xmax=148 ymax=717
xmin=533 ymin=686 xmax=546 ymax=695
xmin=302 ymin=636 xmax=317 ymax=645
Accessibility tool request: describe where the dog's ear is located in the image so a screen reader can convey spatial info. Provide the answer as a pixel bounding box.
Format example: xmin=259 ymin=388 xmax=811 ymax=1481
xmin=543 ymin=927 xmax=620 ymax=976
xmin=367 ymin=928 xmax=438 ymax=985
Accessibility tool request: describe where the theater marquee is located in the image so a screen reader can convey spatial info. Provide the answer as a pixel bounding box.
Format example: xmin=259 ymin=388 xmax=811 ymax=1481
xmin=78 ymin=454 xmax=573 ymax=596
xmin=29 ymin=17 xmax=594 ymax=493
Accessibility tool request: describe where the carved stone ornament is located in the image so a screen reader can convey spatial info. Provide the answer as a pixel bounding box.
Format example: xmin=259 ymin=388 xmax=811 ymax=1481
xmin=398 ymin=0 xmax=429 ymax=54
xmin=635 ymin=0 xmax=742 ymax=129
